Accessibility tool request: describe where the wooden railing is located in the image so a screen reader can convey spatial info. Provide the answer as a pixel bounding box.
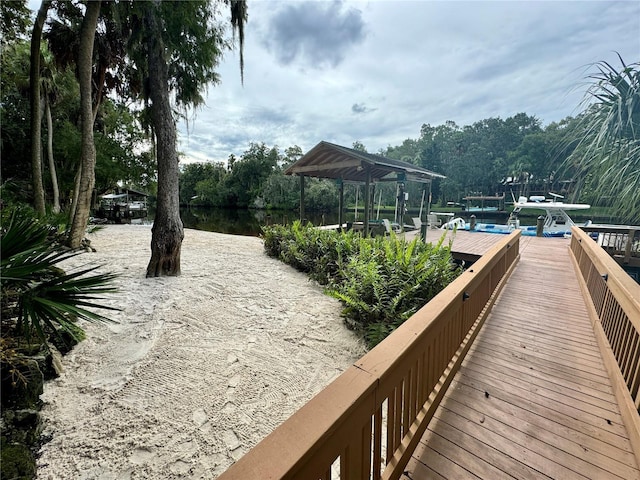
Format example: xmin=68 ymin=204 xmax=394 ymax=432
xmin=569 ymin=226 xmax=640 ymax=466
xmin=219 ymin=231 xmax=521 ymax=480
xmin=581 ymin=225 xmax=640 ymax=268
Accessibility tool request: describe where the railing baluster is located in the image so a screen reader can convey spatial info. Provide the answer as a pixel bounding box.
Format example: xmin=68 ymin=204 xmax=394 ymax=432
xmin=393 ymin=383 xmax=402 ymax=453
xmin=386 ymin=391 xmax=395 ymax=463
xmin=373 ymin=406 xmax=382 ymax=480
xmin=619 ymin=321 xmax=634 ymax=378
xmin=401 ymin=373 xmax=409 ymax=438
xmin=360 ymin=417 xmax=372 ymax=479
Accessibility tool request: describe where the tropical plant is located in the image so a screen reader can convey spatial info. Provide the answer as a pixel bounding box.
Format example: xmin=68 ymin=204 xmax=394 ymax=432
xmin=1 ymin=208 xmax=118 ymax=346
xmin=567 ymin=55 xmax=640 ymax=222
xmin=329 ymin=233 xmax=460 ymax=347
xmin=262 ymin=223 xmax=461 ymax=347
xmin=263 ymin=221 xmax=361 ymax=284
xmin=0 ymin=0 xmax=31 ymax=44
xmin=67 ymin=0 xmax=101 ymax=248
xmin=29 ymin=0 xmax=52 ymax=216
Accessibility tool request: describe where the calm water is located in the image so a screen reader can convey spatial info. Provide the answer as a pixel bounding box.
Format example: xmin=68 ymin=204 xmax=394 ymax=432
xmin=178 ymin=207 xmax=623 ymax=237
xmin=179 ymin=207 xmax=533 ymax=236
xmin=180 ymin=207 xmax=353 ymax=236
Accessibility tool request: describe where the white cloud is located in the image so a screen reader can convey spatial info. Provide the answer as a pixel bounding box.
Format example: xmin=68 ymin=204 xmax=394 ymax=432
xmin=174 ymin=1 xmax=640 ymax=163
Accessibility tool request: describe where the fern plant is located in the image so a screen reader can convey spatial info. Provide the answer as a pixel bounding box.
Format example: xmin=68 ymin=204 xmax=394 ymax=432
xmin=262 ymin=223 xmax=461 ymax=348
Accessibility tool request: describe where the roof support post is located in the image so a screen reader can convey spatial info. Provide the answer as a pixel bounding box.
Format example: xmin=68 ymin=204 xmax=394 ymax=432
xmin=423 ymin=181 xmax=432 ymax=242
xmin=299 ymin=174 xmax=305 ymax=222
xmin=396 ymin=181 xmax=405 ymax=231
xmin=337 ymin=178 xmax=344 ymax=231
xmin=364 ymin=168 xmax=371 ymax=236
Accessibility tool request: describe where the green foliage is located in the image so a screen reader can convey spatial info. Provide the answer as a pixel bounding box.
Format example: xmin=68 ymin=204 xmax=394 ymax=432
xmin=94 ymin=102 xmax=156 ymax=192
xmin=225 ymin=143 xmax=279 ymax=207
xmin=179 ymin=143 xmax=341 ymax=211
xmin=262 ymin=221 xmax=360 ymax=284
xmin=180 ymin=162 xmax=227 ymax=205
xmin=0 ymin=0 xmax=31 ymax=44
xmin=0 ymin=32 xmax=154 ymax=206
xmin=261 ymin=173 xmax=299 ymax=210
xmin=122 ymin=0 xmax=240 ymax=111
xmin=262 ymin=223 xmax=461 ymax=347
xmin=305 ymin=180 xmax=339 ymax=212
xmin=1 ymin=208 xmax=118 ymax=346
xmin=329 ymin=233 xmax=460 ymax=347
xmin=566 ymin=55 xmax=640 ymax=223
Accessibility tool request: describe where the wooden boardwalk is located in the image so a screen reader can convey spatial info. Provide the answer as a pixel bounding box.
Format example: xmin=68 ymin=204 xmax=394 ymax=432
xmin=405 ymin=236 xmax=640 ymax=479
xmin=408 ymin=227 xmax=529 ymax=259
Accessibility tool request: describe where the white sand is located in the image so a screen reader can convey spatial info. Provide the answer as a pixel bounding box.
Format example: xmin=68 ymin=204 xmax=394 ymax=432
xmin=37 ymin=225 xmax=366 ymax=479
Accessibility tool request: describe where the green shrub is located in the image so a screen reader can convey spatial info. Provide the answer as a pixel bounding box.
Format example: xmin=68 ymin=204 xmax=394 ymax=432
xmin=262 ymin=223 xmax=461 ymax=347
xmin=262 ymin=221 xmax=361 ymax=284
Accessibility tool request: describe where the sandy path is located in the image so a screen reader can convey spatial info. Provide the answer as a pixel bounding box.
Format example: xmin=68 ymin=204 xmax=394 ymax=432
xmin=37 ymin=225 xmax=366 ymax=479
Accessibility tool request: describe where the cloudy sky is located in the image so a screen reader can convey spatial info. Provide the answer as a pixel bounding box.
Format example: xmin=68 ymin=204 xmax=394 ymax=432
xmin=177 ymin=0 xmax=639 ymax=164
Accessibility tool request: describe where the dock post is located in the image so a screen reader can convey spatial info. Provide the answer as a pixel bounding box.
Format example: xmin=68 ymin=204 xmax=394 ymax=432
xmin=536 ymin=216 xmax=544 ymax=237
xmin=470 ymin=215 xmax=476 ymax=231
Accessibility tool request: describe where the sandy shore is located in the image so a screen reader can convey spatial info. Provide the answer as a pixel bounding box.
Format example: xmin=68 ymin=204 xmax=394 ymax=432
xmin=37 ymin=225 xmax=366 ymax=479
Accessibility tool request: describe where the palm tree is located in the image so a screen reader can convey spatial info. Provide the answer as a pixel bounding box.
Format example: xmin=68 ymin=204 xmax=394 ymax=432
xmin=569 ymin=55 xmax=640 ymax=223
xmin=29 ymin=0 xmax=52 ymax=216
xmin=46 ymin=1 xmax=129 ymax=246
xmin=67 ymin=0 xmax=101 ymax=249
xmin=1 ymin=208 xmax=117 ymax=345
xmin=41 ymin=47 xmax=61 ymax=213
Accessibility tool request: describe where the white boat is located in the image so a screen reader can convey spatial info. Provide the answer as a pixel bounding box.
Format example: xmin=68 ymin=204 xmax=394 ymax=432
xmin=442 ymin=193 xmax=591 ymax=237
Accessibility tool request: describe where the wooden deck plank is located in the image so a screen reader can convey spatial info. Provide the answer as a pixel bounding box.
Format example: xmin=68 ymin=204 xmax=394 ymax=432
xmin=406 ymin=236 xmax=640 ymax=479
xmin=471 ymin=330 xmax=612 ymax=379
xmin=460 ymin=347 xmax=619 ymax=404
xmin=414 ymin=428 xmax=516 ymax=480
xmin=425 ymin=406 xmax=592 ymax=479
xmin=442 ymin=380 xmax=639 ymax=470
xmin=467 ymin=344 xmax=615 ymax=395
xmin=461 ymin=357 xmax=622 ymax=415
xmin=415 ymin=414 xmax=547 ymax=479
xmin=438 ymin=398 xmax=636 ymax=480
xmin=478 ymin=321 xmax=602 ymax=358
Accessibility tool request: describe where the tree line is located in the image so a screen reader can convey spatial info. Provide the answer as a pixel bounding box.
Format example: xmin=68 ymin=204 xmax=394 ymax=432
xmin=179 ymin=99 xmax=639 ymax=223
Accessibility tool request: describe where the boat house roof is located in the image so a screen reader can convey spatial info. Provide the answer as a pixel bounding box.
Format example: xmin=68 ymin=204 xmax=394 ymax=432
xmin=101 ymin=188 xmax=149 ymax=199
xmin=284 ymin=141 xmax=446 ymax=183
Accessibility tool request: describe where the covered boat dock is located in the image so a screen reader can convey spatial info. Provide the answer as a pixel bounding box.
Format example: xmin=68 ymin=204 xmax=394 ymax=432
xmin=284 ymin=141 xmax=446 ymax=235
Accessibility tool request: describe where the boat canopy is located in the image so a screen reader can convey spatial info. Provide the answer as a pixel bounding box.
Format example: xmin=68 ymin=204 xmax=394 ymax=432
xmin=101 ymin=193 xmax=129 ymax=199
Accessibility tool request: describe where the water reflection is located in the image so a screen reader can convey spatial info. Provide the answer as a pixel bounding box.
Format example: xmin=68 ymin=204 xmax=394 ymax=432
xmin=180 ymin=208 xmax=353 ymax=237
xmin=180 ymin=207 xmax=523 ymax=237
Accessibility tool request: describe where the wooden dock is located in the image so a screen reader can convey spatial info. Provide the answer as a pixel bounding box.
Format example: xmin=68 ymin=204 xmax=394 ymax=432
xmin=408 ymin=227 xmax=531 ymax=262
xmin=406 ymin=236 xmax=640 ymax=479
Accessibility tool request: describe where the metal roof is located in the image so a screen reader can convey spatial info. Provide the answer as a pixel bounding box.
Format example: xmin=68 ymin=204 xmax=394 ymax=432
xmin=284 ymin=141 xmax=446 ymax=183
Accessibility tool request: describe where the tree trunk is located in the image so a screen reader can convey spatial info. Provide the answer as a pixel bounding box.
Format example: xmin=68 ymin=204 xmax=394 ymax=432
xmin=69 ymin=164 xmax=81 ymax=222
xmin=144 ymin=5 xmax=183 ymax=277
xmin=68 ymin=0 xmax=101 ymax=248
xmin=45 ymin=99 xmax=60 ymax=214
xmin=29 ymin=0 xmax=51 ymax=216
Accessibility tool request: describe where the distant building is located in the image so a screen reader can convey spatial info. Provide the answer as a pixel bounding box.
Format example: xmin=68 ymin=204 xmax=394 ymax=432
xmin=95 ymin=188 xmax=148 ymax=223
